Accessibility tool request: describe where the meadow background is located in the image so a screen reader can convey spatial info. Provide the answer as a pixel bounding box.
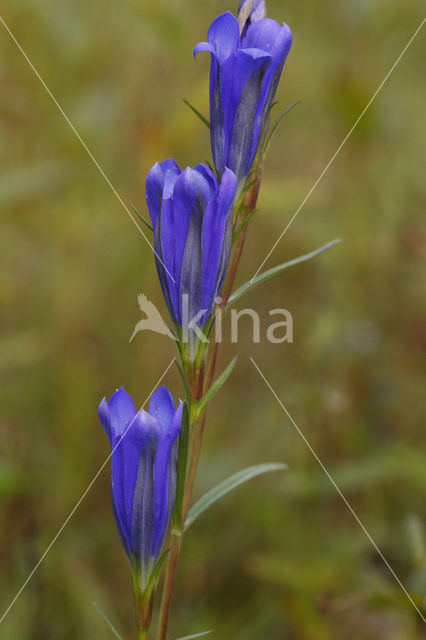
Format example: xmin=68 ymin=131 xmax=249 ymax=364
xmin=1 ymin=0 xmax=425 ymax=638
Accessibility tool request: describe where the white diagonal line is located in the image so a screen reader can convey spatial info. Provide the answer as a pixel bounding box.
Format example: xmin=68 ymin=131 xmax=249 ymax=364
xmin=250 ymin=356 xmax=426 ymax=623
xmin=0 ymin=358 xmax=176 ymax=625
xmin=0 ymin=15 xmax=176 ymax=284
xmin=251 ymin=17 xmax=426 ymax=282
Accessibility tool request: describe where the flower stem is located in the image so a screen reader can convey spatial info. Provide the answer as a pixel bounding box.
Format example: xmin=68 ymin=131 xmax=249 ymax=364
xmin=156 ymin=534 xmax=182 ymax=640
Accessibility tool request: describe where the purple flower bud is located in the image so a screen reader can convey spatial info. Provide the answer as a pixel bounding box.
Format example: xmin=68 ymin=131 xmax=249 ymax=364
xmin=194 ymin=11 xmax=292 ymax=187
xmin=99 ymin=386 xmax=183 ymax=588
xmin=238 ymin=0 xmax=266 ymax=36
xmin=146 ymin=159 xmax=237 ymax=344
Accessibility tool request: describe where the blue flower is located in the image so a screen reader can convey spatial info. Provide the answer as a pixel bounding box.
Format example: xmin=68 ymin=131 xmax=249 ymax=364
xmin=99 ymin=386 xmax=183 ymax=588
xmin=146 ymin=159 xmax=237 ymax=350
xmin=194 ymin=11 xmax=292 ymax=187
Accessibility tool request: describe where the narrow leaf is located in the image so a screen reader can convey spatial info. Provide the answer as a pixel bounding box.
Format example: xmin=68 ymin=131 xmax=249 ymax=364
xmin=175 ymin=360 xmax=191 ymax=406
xmin=228 ymin=239 xmax=341 ymax=306
xmin=173 ymin=402 xmax=190 ymax=529
xmin=127 ymin=201 xmax=153 ymax=232
xmin=232 ymin=209 xmax=257 ymax=244
xmin=197 ymin=357 xmax=237 ymax=417
xmin=185 ymin=463 xmax=287 ymax=530
xmin=183 ymin=99 xmax=210 ymax=129
xmin=175 ymin=632 xmax=214 ymax=640
xmin=265 ymin=100 xmax=301 ymax=152
xmin=93 ymin=603 xmax=124 ymax=640
xmin=146 ymin=549 xmax=170 ymax=592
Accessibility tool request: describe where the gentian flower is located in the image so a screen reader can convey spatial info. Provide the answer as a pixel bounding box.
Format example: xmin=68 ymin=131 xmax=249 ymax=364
xmin=99 ymin=386 xmax=183 ymax=590
xmin=194 ymin=10 xmax=292 ymax=187
xmin=146 ymin=159 xmax=237 ymax=354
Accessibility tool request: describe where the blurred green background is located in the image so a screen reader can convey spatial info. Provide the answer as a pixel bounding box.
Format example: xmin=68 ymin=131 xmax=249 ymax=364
xmin=1 ymin=0 xmax=425 ymax=638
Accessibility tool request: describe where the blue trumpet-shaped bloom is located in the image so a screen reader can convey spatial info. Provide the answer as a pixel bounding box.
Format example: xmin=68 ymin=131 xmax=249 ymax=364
xmin=194 ymin=10 xmax=292 ymax=187
xmin=146 ymin=159 xmax=237 ymax=335
xmin=99 ymin=386 xmax=182 ymax=586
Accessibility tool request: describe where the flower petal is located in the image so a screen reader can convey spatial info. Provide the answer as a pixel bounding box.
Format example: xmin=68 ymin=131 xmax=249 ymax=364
xmin=193 ymin=41 xmax=215 ymax=58
xmin=98 ymin=397 xmax=112 ymax=443
xmin=108 ymin=387 xmax=137 ymax=436
xmin=194 ymin=163 xmax=219 ymax=193
xmin=146 ymin=158 xmax=181 ymax=230
xmin=244 ymin=19 xmax=292 ymax=59
xmin=207 ymin=12 xmax=240 ymax=64
xmin=220 ymin=48 xmax=271 ymax=184
xmin=151 ymin=428 xmax=180 ymax=557
xmin=149 ymin=386 xmax=175 ymax=430
xmin=201 ymin=168 xmax=237 ymax=312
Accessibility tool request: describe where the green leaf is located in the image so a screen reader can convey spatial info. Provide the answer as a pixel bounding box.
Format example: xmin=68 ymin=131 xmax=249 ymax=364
xmin=185 ymin=462 xmax=287 ymax=530
xmin=175 ymin=632 xmax=214 ymax=640
xmin=127 ymin=201 xmax=153 ymax=232
xmin=264 ymin=100 xmax=301 ymax=153
xmin=197 ymin=357 xmax=237 ymax=417
xmin=173 ymin=402 xmax=190 ymax=529
xmin=146 ymin=549 xmax=170 ymax=592
xmin=183 ymin=99 xmax=210 ymax=129
xmin=232 ymin=209 xmax=257 ymax=244
xmin=228 ymin=239 xmax=341 ymax=306
xmin=175 ymin=360 xmax=191 ymax=406
xmin=93 ymin=602 xmax=124 ymax=640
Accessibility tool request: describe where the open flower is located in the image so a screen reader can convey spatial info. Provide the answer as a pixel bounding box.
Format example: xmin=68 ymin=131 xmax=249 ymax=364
xmin=99 ymin=386 xmax=182 ymax=590
xmin=146 ymin=159 xmax=237 ymax=354
xmin=194 ymin=10 xmax=292 ymax=187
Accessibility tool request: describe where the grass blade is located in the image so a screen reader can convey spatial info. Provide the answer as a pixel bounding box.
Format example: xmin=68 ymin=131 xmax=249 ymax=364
xmin=185 ymin=463 xmax=287 ymax=530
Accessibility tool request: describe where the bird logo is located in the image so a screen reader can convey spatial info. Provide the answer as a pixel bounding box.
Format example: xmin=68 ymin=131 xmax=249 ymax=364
xmin=129 ymin=294 xmax=176 ymax=342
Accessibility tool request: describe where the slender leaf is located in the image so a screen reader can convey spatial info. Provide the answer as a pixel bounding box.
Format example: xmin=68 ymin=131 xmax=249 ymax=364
xmin=240 ymin=177 xmax=257 ymax=199
xmin=173 ymin=402 xmax=190 ymax=529
xmin=185 ymin=463 xmax=287 ymax=530
xmin=175 ymin=360 xmax=191 ymax=406
xmin=146 ymin=549 xmax=170 ymax=591
xmin=197 ymin=357 xmax=237 ymax=417
xmin=228 ymin=239 xmax=341 ymax=306
xmin=232 ymin=209 xmax=257 ymax=244
xmin=127 ymin=201 xmax=153 ymax=232
xmin=175 ymin=632 xmax=214 ymax=640
xmin=267 ymin=101 xmax=279 ymax=115
xmin=93 ymin=603 xmax=124 ymax=640
xmin=183 ymin=99 xmax=210 ymax=129
xmin=265 ymin=100 xmax=301 ymax=152
xmin=234 ymin=177 xmax=257 ymax=212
